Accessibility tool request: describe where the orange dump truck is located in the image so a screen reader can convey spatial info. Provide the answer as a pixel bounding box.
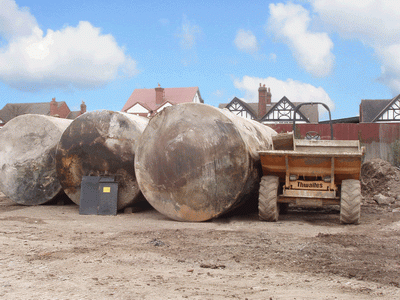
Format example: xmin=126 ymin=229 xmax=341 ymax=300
xmin=258 ymin=103 xmax=364 ymax=224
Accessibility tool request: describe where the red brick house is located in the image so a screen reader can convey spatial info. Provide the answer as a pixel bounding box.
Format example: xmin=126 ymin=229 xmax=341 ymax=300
xmin=0 ymin=98 xmax=87 ymax=128
xmin=121 ymin=84 xmax=204 ymax=117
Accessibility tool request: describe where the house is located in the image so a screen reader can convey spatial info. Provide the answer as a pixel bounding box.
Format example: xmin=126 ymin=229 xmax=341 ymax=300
xmin=0 ymin=98 xmax=86 ymax=128
xmin=219 ymin=84 xmax=318 ymax=124
xmin=360 ymin=94 xmax=400 ymax=123
xmin=221 ymin=97 xmax=258 ymax=120
xmin=121 ymin=84 xmax=204 ymax=117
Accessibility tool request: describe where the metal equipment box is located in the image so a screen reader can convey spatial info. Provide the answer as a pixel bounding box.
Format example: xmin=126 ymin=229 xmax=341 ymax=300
xmin=79 ymin=176 xmax=118 ymax=215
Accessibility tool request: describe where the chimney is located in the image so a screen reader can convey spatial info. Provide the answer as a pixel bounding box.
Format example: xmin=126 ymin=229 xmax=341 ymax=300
xmin=258 ymin=84 xmax=272 ymax=118
xmin=258 ymin=84 xmax=267 ymax=118
xmin=50 ymin=97 xmax=58 ymax=116
xmin=155 ymin=83 xmax=164 ymax=105
xmin=80 ymin=101 xmax=87 ymax=114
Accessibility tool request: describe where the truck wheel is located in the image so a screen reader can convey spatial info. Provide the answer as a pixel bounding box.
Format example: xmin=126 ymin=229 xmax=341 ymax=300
xmin=259 ymin=175 xmax=279 ymax=221
xmin=340 ymin=179 xmax=361 ymax=224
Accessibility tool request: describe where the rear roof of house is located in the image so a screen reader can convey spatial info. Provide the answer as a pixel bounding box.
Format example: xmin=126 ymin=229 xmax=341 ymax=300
xmin=360 ymin=99 xmax=391 ymax=122
xmin=122 ymin=87 xmax=202 ymax=112
xmin=0 ymin=101 xmax=66 ymax=123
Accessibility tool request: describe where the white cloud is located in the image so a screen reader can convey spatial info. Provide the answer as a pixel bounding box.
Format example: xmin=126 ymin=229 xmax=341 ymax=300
xmin=234 ymin=29 xmax=259 ymax=53
xmin=0 ymin=0 xmax=37 ymax=40
xmin=375 ymin=44 xmax=400 ymax=94
xmin=233 ymin=75 xmax=334 ymax=116
xmin=311 ymin=0 xmax=400 ymax=46
xmin=310 ymin=0 xmax=400 ymax=95
xmin=267 ymin=2 xmax=334 ymax=77
xmin=176 ymin=15 xmax=202 ymax=50
xmin=0 ymin=0 xmax=137 ymax=91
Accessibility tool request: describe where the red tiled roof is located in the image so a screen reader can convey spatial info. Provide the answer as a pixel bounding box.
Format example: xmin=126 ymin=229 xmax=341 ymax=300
xmin=122 ymin=87 xmax=201 ymax=112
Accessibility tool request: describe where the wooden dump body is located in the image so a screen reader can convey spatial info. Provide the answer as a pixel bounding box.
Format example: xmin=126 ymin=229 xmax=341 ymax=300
xmin=259 ymin=139 xmax=364 ymax=183
xmin=258 ymin=137 xmax=364 ymax=205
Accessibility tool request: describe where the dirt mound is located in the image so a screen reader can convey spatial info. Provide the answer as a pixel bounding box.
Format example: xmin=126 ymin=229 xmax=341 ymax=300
xmin=361 ymin=158 xmax=400 ymax=200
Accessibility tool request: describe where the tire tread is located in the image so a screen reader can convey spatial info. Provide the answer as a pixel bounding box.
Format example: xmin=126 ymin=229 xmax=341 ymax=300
xmin=340 ymin=179 xmax=361 ymax=224
xmin=258 ymin=176 xmax=279 ymax=222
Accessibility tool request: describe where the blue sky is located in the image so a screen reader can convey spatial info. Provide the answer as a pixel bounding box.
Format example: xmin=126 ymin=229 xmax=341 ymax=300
xmin=1 ymin=0 xmax=399 ymax=120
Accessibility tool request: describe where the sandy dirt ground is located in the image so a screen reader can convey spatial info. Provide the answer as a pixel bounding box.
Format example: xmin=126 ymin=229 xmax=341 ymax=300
xmin=0 ymin=188 xmax=399 ymax=300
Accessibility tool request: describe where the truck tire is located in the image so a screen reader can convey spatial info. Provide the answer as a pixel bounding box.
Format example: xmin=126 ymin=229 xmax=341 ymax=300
xmin=259 ymin=175 xmax=279 ymax=221
xmin=340 ymin=179 xmax=361 ymax=224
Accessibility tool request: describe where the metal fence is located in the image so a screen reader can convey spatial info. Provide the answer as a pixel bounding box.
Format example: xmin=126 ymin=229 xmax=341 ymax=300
xmin=268 ymin=123 xmax=400 ymax=166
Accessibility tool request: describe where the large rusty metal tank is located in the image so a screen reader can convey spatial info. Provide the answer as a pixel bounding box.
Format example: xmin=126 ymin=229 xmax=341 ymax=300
xmin=0 ymin=114 xmax=72 ymax=205
xmin=56 ymin=110 xmax=148 ymax=210
xmin=134 ymin=103 xmax=277 ymax=221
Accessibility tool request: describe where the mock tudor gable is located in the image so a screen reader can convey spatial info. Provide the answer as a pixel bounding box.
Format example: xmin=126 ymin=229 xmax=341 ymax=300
xmin=260 ymin=96 xmax=310 ymax=124
xmin=223 ymin=97 xmax=257 ymax=120
xmin=372 ymin=94 xmax=400 ymax=123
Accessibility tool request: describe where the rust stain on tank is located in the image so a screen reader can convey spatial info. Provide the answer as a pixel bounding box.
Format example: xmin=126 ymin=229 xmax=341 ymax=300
xmin=56 ymin=154 xmax=82 ymax=195
xmin=56 ymin=110 xmax=148 ymax=209
xmin=176 ymin=205 xmax=215 ymax=222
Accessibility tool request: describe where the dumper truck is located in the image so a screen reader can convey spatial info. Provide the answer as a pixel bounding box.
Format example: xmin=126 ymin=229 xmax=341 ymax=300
xmin=258 ymin=103 xmax=364 ymax=224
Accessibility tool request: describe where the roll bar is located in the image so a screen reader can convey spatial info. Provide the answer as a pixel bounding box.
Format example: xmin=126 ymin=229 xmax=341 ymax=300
xmin=292 ymin=102 xmax=333 ymax=140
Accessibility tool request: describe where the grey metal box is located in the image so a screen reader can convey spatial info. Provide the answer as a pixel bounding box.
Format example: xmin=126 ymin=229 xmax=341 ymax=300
xmin=98 ymin=177 xmax=118 ymax=215
xmin=79 ymin=176 xmax=118 ymax=215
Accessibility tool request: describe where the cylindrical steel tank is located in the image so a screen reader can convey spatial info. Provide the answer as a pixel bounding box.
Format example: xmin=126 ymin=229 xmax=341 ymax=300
xmin=55 ymin=110 xmax=148 ymax=210
xmin=0 ymin=114 xmax=72 ymax=205
xmin=134 ymin=103 xmax=277 ymax=221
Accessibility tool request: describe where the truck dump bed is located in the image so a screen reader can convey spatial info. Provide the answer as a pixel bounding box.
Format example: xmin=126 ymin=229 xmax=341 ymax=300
xmin=258 ymin=138 xmax=364 ymax=184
